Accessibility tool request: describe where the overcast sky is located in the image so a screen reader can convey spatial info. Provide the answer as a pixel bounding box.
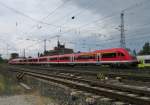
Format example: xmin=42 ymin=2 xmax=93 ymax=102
xmin=0 ymin=0 xmax=150 ymax=58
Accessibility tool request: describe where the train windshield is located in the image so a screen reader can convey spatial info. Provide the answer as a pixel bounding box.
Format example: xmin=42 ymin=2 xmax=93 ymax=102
xmin=129 ymin=51 xmax=135 ymax=56
xmin=127 ymin=49 xmax=137 ymax=58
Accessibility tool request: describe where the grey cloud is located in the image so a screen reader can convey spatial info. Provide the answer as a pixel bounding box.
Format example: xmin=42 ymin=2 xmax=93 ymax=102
xmin=0 ymin=0 xmax=150 ymax=58
xmin=62 ymin=0 xmax=141 ymax=15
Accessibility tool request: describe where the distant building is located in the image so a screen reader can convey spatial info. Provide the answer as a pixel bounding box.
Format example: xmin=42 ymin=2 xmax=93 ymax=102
xmin=44 ymin=41 xmax=74 ymax=56
xmin=10 ymin=53 xmax=19 ymax=59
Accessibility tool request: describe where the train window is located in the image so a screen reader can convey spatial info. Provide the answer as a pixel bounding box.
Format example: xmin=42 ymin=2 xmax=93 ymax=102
xmin=145 ymin=60 xmax=150 ymax=63
xmin=33 ymin=59 xmax=38 ymax=62
xmin=39 ymin=58 xmax=47 ymax=62
xmin=76 ymin=55 xmax=95 ymax=60
xmin=102 ymin=53 xmax=116 ymax=58
xmin=28 ymin=59 xmax=32 ymax=62
xmin=60 ymin=57 xmax=70 ymax=60
xmin=128 ymin=50 xmax=136 ymax=57
xmin=118 ymin=53 xmax=125 ymax=57
xmin=49 ymin=58 xmax=57 ymax=61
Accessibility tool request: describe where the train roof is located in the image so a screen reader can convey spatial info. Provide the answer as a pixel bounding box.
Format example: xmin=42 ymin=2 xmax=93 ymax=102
xmin=11 ymin=58 xmax=25 ymax=61
xmin=37 ymin=48 xmax=128 ymax=58
xmin=58 ymin=54 xmax=74 ymax=57
xmin=94 ymin=48 xmax=127 ymax=53
xmin=28 ymin=58 xmax=37 ymax=59
xmin=39 ymin=54 xmax=74 ymax=58
xmin=74 ymin=52 xmax=95 ymax=56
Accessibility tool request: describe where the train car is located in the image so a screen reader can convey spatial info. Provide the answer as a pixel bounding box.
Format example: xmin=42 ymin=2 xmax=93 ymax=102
xmin=27 ymin=58 xmax=38 ymax=65
xmin=38 ymin=56 xmax=48 ymax=64
xmin=8 ymin=48 xmax=138 ymax=67
xmin=74 ymin=52 xmax=96 ymax=65
xmin=22 ymin=59 xmax=27 ymax=65
xmin=137 ymin=55 xmax=150 ymax=68
xmin=48 ymin=55 xmax=59 ymax=64
xmin=9 ymin=58 xmax=23 ymax=65
xmin=58 ymin=54 xmax=73 ymax=65
xmin=94 ymin=48 xmax=137 ymax=67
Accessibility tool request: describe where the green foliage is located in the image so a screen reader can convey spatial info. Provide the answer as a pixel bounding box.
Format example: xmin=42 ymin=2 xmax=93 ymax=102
xmin=138 ymin=42 xmax=150 ymax=55
xmin=10 ymin=53 xmax=19 ymax=59
xmin=0 ymin=54 xmax=4 ymax=63
xmin=133 ymin=49 xmax=137 ymax=56
xmin=0 ymin=55 xmax=8 ymax=63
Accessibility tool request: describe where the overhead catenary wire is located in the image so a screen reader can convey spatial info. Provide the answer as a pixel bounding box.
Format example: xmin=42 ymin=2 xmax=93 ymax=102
xmin=83 ymin=27 xmax=150 ymax=46
xmin=26 ymin=0 xmax=98 ymax=36
xmin=56 ymin=0 xmax=150 ymax=36
xmin=0 ymin=0 xmax=149 ymax=55
xmin=42 ymin=0 xmax=72 ymax=20
xmin=82 ymin=34 xmax=150 ymax=48
xmin=70 ymin=25 xmax=150 ymax=49
xmin=25 ymin=0 xmax=150 ymax=40
xmin=56 ymin=0 xmax=98 ymax=27
xmin=80 ymin=0 xmax=150 ymax=30
xmin=28 ymin=0 xmax=73 ymax=31
xmin=0 ymin=0 xmax=77 ymax=40
xmin=0 ymin=1 xmax=69 ymax=29
xmin=0 ymin=0 xmax=149 ymax=36
xmin=8 ymin=0 xmax=144 ymax=38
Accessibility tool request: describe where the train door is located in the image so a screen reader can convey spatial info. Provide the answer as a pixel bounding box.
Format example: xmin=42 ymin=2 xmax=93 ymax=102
xmin=117 ymin=52 xmax=125 ymax=61
xmin=72 ymin=55 xmax=74 ymax=63
xmin=96 ymin=53 xmax=101 ymax=65
xmin=70 ymin=55 xmax=74 ymax=65
xmin=46 ymin=57 xmax=50 ymax=67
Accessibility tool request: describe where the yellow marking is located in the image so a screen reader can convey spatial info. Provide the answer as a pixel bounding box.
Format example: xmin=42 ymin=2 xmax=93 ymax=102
xmin=97 ymin=73 xmax=105 ymax=80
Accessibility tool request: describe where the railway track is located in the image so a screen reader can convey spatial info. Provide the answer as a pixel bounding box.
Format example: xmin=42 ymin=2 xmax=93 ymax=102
xmin=10 ymin=65 xmax=150 ymax=82
xmin=15 ymin=65 xmax=150 ymax=73
xmin=7 ymin=66 xmax=150 ymax=105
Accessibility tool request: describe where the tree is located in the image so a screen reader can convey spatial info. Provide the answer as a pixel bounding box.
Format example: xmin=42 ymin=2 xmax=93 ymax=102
xmin=10 ymin=53 xmax=19 ymax=59
xmin=133 ymin=49 xmax=137 ymax=56
xmin=0 ymin=54 xmax=2 ymax=60
xmin=138 ymin=42 xmax=150 ymax=55
xmin=0 ymin=54 xmax=4 ymax=63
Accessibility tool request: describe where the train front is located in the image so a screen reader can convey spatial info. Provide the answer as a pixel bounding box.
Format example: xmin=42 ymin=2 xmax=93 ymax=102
xmin=125 ymin=49 xmax=138 ymax=66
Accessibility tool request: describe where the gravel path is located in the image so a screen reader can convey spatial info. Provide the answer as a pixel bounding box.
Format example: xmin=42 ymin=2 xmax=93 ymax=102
xmin=0 ymin=95 xmax=57 ymax=105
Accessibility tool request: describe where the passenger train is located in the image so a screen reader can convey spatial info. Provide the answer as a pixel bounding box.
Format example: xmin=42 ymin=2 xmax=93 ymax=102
xmin=8 ymin=48 xmax=138 ymax=67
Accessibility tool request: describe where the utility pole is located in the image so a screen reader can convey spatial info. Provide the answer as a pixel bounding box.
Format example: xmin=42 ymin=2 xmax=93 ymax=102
xmin=56 ymin=35 xmax=60 ymax=42
xmin=6 ymin=44 xmax=8 ymax=59
xmin=120 ymin=12 xmax=126 ymax=48
xmin=44 ymin=39 xmax=46 ymax=53
xmin=23 ymin=48 xmax=25 ymax=58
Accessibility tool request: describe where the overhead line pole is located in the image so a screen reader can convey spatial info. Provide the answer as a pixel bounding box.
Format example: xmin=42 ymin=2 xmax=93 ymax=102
xmin=6 ymin=44 xmax=9 ymax=59
xmin=44 ymin=39 xmax=47 ymax=53
xmin=120 ymin=12 xmax=126 ymax=48
xmin=23 ymin=48 xmax=26 ymax=58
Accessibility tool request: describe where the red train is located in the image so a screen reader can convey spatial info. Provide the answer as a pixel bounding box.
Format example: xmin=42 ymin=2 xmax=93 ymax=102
xmin=9 ymin=48 xmax=138 ymax=67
